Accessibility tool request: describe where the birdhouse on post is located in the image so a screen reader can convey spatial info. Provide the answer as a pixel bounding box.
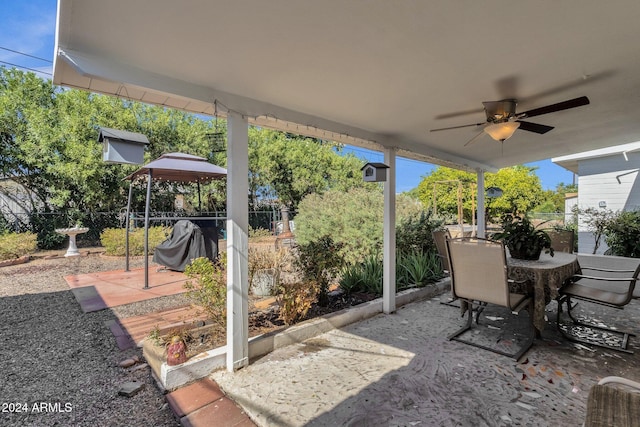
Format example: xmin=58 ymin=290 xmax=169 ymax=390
xmin=361 ymin=162 xmax=389 ymax=182
xmin=99 ymin=127 xmax=150 ymax=165
xmin=486 ymin=186 xmax=503 ymax=198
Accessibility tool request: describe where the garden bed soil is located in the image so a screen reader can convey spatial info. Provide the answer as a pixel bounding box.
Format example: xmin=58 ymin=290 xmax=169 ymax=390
xmin=155 ymin=291 xmax=378 ymax=359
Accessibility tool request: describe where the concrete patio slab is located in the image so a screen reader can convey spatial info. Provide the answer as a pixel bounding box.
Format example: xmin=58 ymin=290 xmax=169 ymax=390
xmin=212 ymin=296 xmax=640 ymax=426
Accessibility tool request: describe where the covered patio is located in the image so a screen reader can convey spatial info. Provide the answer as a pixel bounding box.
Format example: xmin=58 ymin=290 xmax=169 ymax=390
xmin=212 ymin=294 xmax=640 ymax=426
xmin=51 ymin=2 xmax=640 ymax=422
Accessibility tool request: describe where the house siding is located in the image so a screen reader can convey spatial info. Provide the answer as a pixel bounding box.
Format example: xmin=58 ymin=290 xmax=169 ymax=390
xmin=576 ymin=151 xmax=640 ymax=254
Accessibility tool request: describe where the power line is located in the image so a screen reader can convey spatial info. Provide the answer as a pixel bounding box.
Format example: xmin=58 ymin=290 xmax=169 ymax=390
xmin=0 ymin=60 xmax=52 ymax=76
xmin=0 ymin=46 xmax=52 ymax=63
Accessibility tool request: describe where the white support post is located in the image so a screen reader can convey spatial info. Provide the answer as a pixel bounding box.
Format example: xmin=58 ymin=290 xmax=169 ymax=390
xmin=476 ymin=169 xmax=486 ymax=238
xmin=383 ymin=148 xmax=396 ymax=314
xmin=226 ymin=112 xmax=249 ymax=372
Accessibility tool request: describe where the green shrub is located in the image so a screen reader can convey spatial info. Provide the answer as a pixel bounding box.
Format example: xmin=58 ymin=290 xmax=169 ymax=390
xmin=29 ymin=212 xmax=67 ymax=250
xmin=294 ymin=235 xmax=344 ymax=306
xmin=295 ymin=188 xmax=432 ymax=265
xmin=604 ymin=210 xmax=640 ymax=257
xmin=396 ymin=211 xmax=443 ymax=255
xmin=397 ymin=251 xmax=443 ymax=290
xmin=0 ymin=232 xmax=37 ymax=260
xmin=100 ymin=226 xmax=168 ymax=256
xmin=338 ymin=264 xmax=364 ymax=296
xmin=183 ymin=257 xmax=226 ymax=327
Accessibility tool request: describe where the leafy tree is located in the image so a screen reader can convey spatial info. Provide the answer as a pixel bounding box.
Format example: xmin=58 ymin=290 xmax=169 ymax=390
xmin=248 ymin=129 xmax=370 ymax=211
xmin=414 ymin=165 xmax=544 ymax=222
xmin=534 ymin=182 xmax=578 ymax=214
xmin=0 ymin=68 xmax=222 ymax=246
xmin=0 ymin=67 xmax=379 ymax=247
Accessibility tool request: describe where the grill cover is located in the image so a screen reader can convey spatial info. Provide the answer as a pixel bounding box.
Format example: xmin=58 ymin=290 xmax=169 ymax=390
xmin=153 ymin=220 xmax=218 ymax=271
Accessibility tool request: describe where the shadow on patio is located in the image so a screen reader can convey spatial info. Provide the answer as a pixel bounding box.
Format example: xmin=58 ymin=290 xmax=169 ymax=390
xmin=212 ymin=294 xmax=640 ymax=426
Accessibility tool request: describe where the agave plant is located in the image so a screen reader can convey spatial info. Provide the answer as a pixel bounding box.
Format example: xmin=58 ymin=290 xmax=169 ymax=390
xmin=398 ymin=251 xmax=442 ymax=288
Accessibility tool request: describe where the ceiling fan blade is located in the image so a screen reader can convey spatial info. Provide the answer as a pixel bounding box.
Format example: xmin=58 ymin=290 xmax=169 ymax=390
xmin=434 ymin=108 xmax=485 ymax=120
xmin=430 ymin=122 xmax=485 ymax=132
xmin=515 ymin=121 xmax=554 ymax=134
xmin=518 ymin=96 xmax=590 ymax=119
xmin=464 ymin=130 xmax=485 ymax=146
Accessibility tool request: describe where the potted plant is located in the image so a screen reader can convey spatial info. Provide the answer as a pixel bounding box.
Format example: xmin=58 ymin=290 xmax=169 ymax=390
xmin=492 ymin=214 xmax=554 ymax=260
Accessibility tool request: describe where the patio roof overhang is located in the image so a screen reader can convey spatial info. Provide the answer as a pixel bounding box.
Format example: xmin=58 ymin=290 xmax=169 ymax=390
xmin=52 ymin=0 xmax=640 ymax=373
xmin=53 ymin=0 xmax=640 ymax=173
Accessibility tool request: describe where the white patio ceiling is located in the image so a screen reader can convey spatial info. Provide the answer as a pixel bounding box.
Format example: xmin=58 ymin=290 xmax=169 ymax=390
xmin=53 ymin=0 xmax=640 ymax=172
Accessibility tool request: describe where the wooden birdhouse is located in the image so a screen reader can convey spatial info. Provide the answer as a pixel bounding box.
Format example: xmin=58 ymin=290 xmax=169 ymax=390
xmin=486 ymin=186 xmax=503 ymax=198
xmin=100 ymin=127 xmax=150 ymax=165
xmin=361 ymin=162 xmax=389 ymax=182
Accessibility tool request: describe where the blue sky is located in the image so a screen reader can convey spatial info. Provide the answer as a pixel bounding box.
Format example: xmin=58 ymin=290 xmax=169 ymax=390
xmin=1 ymin=0 xmax=574 ymax=193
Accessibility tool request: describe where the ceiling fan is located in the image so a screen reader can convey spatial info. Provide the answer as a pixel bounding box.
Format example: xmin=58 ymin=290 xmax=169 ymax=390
xmin=430 ymin=96 xmax=590 ymax=146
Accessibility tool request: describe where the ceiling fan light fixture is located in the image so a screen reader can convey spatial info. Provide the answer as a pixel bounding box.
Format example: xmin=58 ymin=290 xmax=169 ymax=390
xmin=484 ymin=121 xmax=520 ymax=142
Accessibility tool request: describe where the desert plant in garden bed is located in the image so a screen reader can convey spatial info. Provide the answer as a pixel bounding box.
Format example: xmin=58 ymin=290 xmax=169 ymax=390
xmin=397 ymin=251 xmax=443 ymax=290
xmin=100 ymin=226 xmax=169 ymax=256
xmin=493 ymin=214 xmax=553 ymax=260
xmin=339 ymin=250 xmax=444 ymax=296
xmin=0 ymin=231 xmax=37 ymax=261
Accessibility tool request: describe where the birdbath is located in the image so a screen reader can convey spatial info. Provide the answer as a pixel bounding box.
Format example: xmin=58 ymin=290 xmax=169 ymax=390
xmin=55 ymin=227 xmax=89 ymax=257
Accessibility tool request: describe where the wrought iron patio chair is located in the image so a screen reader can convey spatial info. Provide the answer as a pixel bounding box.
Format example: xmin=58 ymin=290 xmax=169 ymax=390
xmin=557 ymin=254 xmax=640 ymax=353
xmin=585 ymin=376 xmax=640 ymax=427
xmin=446 ymin=237 xmax=534 ymax=360
xmin=547 ymin=229 xmax=575 ymax=253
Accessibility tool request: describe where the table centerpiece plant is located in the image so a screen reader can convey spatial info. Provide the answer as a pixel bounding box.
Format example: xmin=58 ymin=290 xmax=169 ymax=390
xmin=492 ymin=214 xmax=554 ymax=260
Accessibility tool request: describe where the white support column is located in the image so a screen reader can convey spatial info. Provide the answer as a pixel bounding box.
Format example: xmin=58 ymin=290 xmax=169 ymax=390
xmin=476 ymin=169 xmax=486 ymax=238
xmin=226 ymin=112 xmax=249 ymax=372
xmin=383 ymin=148 xmax=396 ymax=314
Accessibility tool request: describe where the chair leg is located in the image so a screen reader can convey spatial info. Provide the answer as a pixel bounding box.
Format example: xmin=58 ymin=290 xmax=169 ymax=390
xmin=448 ymin=301 xmax=474 ymax=339
xmin=448 ymin=300 xmax=534 ymax=360
xmin=440 ymin=294 xmax=460 ymax=308
xmin=556 ymin=295 xmax=635 ymax=354
xmin=475 ymin=302 xmax=487 ymax=324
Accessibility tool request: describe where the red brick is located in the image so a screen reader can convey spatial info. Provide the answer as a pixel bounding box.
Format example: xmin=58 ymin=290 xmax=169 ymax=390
xmin=166 ymin=379 xmax=224 ymax=418
xmin=180 ymin=397 xmax=252 ymax=427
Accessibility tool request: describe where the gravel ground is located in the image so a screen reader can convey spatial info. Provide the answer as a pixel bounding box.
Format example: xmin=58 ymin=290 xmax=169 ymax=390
xmin=0 ymin=252 xmax=184 ymax=427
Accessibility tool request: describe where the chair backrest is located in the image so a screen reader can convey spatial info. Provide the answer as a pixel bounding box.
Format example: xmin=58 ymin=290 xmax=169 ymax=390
xmin=585 ymin=377 xmax=640 ymax=427
xmin=547 ymin=230 xmax=575 ymax=253
xmin=445 ymin=237 xmax=510 ymax=307
xmin=432 ymin=229 xmax=451 ymax=272
xmin=577 ymin=254 xmax=640 ymax=300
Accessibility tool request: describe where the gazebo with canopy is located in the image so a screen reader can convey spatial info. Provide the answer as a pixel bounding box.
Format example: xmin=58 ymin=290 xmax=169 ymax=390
xmin=124 ymin=152 xmax=227 ymax=289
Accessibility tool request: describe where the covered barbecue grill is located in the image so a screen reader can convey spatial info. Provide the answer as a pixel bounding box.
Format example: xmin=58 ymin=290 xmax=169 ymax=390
xmin=152 ymin=219 xmax=219 ymax=272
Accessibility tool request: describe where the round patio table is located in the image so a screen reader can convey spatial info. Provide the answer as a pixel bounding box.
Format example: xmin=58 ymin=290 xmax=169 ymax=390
xmin=507 ymin=251 xmax=580 ymax=333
